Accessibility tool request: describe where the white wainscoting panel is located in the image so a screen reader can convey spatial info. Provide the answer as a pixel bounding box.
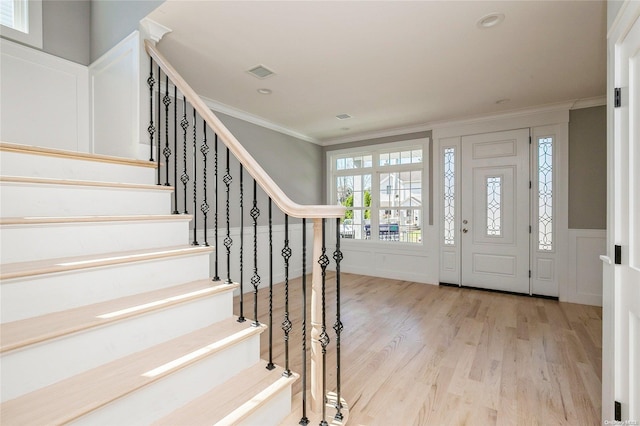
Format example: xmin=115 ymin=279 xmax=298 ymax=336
xmin=564 ymin=229 xmax=605 ymax=306
xmin=0 ymin=39 xmax=89 ymax=152
xmin=90 ymin=31 xmax=140 ymax=158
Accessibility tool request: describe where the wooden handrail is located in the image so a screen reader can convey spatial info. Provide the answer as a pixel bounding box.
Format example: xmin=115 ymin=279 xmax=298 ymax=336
xmin=144 ymin=40 xmax=345 ymax=220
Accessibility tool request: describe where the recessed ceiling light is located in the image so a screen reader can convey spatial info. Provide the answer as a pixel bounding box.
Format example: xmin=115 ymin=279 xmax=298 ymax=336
xmin=477 ymin=13 xmax=505 ymax=29
xmin=495 ymin=98 xmax=510 ymax=104
xmin=247 ymin=65 xmax=275 ymax=79
xmin=336 ymin=114 xmax=352 ymax=120
xmin=257 ymin=88 xmax=272 ymax=95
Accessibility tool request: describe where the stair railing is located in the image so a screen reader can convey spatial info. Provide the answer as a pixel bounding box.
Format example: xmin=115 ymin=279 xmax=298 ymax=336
xmin=145 ymin=39 xmax=347 ymax=425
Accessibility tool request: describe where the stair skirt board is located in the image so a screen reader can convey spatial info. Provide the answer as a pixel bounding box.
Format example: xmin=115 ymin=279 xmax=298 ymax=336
xmin=0 ymin=149 xmax=156 ymax=184
xmin=0 ymin=181 xmax=173 ymax=217
xmin=1 ymin=218 xmax=192 ymax=263
xmin=1 ymin=252 xmax=212 ymax=323
xmin=1 ymin=293 xmax=234 ymax=402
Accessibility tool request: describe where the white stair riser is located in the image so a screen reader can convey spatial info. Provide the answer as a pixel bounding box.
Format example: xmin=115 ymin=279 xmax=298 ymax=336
xmin=0 ymin=151 xmax=156 ymax=184
xmin=1 ymin=253 xmax=211 ymax=323
xmin=1 ymin=293 xmax=234 ymax=403
xmin=71 ymin=335 xmax=261 ymax=426
xmin=238 ymin=386 xmax=293 ymax=426
xmin=1 ymin=220 xmax=191 ymax=263
xmin=0 ymin=183 xmax=172 ymax=217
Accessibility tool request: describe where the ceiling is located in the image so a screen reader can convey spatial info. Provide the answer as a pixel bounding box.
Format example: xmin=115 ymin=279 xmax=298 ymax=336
xmin=147 ymin=0 xmax=606 ymax=145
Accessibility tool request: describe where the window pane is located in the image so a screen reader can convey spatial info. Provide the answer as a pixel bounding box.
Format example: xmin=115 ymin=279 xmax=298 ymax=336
xmin=1 ymin=0 xmax=15 ymax=28
xmin=538 ymin=137 xmax=553 ymax=250
xmin=443 ymin=148 xmax=455 ymax=245
xmin=486 ymin=176 xmax=502 ymax=236
xmin=337 ymin=174 xmax=370 ymax=240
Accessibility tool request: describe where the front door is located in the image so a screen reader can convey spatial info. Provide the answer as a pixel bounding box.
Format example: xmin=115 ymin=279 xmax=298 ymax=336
xmin=614 ymin=6 xmax=640 ymax=419
xmin=461 ymin=128 xmax=530 ymax=294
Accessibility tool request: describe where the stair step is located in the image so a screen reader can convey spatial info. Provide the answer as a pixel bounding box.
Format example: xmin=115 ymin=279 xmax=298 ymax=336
xmin=1 ymin=215 xmax=193 ymax=263
xmin=0 ymin=141 xmax=156 ymax=184
xmin=156 ymin=362 xmax=299 ymax=426
xmin=0 ymin=176 xmax=173 ymax=217
xmin=1 ymin=279 xmax=237 ymax=354
xmin=0 ymin=245 xmax=212 ymax=281
xmin=1 ymin=245 xmax=214 ymax=323
xmin=0 ymin=318 xmax=265 ymax=425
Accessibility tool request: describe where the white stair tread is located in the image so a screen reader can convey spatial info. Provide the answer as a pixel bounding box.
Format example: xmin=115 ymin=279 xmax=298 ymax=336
xmin=0 ymin=318 xmax=266 ymax=425
xmin=0 ymin=175 xmax=173 ymax=191
xmin=0 ymin=214 xmax=192 ymax=225
xmin=0 ymin=279 xmax=237 ymax=353
xmin=0 ymin=142 xmax=157 ymax=169
xmin=155 ymin=362 xmax=299 ymax=426
xmin=0 ymin=245 xmax=214 ymax=280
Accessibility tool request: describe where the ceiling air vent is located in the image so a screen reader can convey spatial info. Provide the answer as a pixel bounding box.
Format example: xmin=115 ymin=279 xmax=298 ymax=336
xmin=247 ymin=65 xmax=275 ymax=79
xmin=336 ymin=114 xmax=352 ymax=120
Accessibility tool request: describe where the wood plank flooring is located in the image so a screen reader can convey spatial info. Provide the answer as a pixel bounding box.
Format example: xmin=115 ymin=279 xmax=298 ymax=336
xmin=234 ymin=272 xmax=602 ymax=426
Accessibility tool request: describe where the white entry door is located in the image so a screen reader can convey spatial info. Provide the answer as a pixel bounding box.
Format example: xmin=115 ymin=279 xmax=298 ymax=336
xmin=614 ymin=5 xmax=640 ymax=420
xmin=461 ymin=129 xmax=530 ymax=293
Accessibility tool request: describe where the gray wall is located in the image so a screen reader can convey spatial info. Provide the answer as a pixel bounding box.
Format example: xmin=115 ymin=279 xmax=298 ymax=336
xmin=42 ymin=1 xmax=91 ymax=65
xmin=90 ymin=0 xmax=164 ymax=62
xmin=569 ymin=106 xmax=606 ymax=229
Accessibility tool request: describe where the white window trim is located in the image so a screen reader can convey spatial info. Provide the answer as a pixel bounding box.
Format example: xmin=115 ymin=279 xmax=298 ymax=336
xmin=0 ymin=0 xmax=42 ymax=49
xmin=327 ymin=138 xmax=429 ymax=246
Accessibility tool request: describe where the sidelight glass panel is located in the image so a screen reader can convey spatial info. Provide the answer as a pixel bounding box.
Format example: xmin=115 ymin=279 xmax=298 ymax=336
xmin=486 ymin=176 xmax=502 ymax=236
xmin=538 ymin=137 xmax=553 ymax=250
xmin=443 ymin=148 xmax=455 ymax=245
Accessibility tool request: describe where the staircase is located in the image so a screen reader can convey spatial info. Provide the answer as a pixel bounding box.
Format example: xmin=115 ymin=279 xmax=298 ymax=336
xmin=0 ymin=142 xmax=298 ymax=424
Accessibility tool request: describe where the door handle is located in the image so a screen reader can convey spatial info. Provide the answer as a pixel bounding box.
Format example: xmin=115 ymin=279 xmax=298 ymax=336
xmin=462 ymin=228 xmax=468 ymax=233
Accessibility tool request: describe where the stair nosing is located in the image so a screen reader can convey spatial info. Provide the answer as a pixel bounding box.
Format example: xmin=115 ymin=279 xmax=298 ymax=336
xmin=0 ymin=245 xmax=215 ymax=280
xmin=0 ymin=175 xmax=174 ymax=191
xmin=0 ymin=280 xmax=239 ymax=354
xmin=0 ymin=214 xmax=194 ymax=226
xmin=0 ymin=142 xmax=157 ymax=169
xmin=0 ymin=319 xmax=266 ymax=425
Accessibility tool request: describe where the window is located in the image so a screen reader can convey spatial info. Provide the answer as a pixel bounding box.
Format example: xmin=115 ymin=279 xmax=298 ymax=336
xmin=537 ymin=136 xmax=553 ymax=251
xmin=0 ymin=0 xmax=42 ymax=49
xmin=330 ymin=140 xmax=426 ymax=244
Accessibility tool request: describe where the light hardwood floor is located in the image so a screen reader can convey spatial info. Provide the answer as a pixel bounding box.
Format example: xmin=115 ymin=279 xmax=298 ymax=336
xmin=234 ymin=272 xmax=602 ymax=426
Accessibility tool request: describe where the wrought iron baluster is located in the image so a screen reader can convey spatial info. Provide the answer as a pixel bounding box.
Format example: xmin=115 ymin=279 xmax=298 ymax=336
xmin=318 ymin=219 xmax=331 ymax=426
xmin=223 ymin=148 xmax=233 ymax=284
xmin=191 ymin=107 xmax=198 ymax=246
xmin=333 ymin=218 xmax=344 ymax=420
xmin=300 ymin=218 xmax=309 ymax=426
xmin=172 ymin=86 xmax=178 ymax=214
xmin=163 ymin=75 xmax=171 ymax=186
xmin=213 ymin=134 xmax=220 ymax=281
xmin=238 ymin=164 xmax=245 ymax=322
xmin=180 ymin=95 xmax=189 ymax=214
xmin=156 ymin=65 xmax=161 ymax=185
xmin=267 ymin=198 xmax=275 ymax=370
xmin=250 ymin=179 xmax=261 ymax=327
xmin=281 ymin=214 xmax=292 ymax=377
xmin=147 ymin=57 xmax=155 ymax=162
xmin=200 ymin=121 xmax=209 ymax=246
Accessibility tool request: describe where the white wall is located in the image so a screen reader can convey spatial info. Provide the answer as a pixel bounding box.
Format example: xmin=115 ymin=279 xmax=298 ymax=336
xmin=0 ymin=38 xmax=89 ymax=152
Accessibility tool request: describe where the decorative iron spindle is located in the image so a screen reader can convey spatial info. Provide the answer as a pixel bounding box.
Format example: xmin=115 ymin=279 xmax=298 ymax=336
xmin=213 ymin=134 xmax=220 ymax=281
xmin=333 ymin=218 xmax=344 ymax=420
xmin=250 ymin=179 xmax=261 ymax=327
xmin=281 ymin=214 xmax=292 ymax=377
xmin=266 ymin=198 xmax=275 ymax=370
xmin=163 ymin=75 xmax=171 ymax=186
xmin=238 ymin=165 xmax=245 ymax=322
xmin=172 ymin=86 xmax=178 ymax=214
xmin=147 ymin=57 xmax=155 ymax=162
xmin=300 ymin=218 xmax=309 ymax=426
xmin=156 ymin=65 xmax=161 ymax=185
xmin=180 ymin=95 xmax=189 ymax=214
xmin=223 ymin=148 xmax=233 ymax=284
xmin=191 ymin=107 xmax=198 ymax=246
xmin=318 ymin=219 xmax=331 ymax=426
xmin=200 ymin=122 xmax=209 ymax=246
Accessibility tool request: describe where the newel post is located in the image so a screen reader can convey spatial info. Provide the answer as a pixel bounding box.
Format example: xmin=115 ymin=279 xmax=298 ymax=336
xmin=310 ymin=218 xmax=324 ymax=413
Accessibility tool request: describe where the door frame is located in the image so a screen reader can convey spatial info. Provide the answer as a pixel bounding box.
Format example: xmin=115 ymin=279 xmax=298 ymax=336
xmin=435 ymin=111 xmax=569 ymax=300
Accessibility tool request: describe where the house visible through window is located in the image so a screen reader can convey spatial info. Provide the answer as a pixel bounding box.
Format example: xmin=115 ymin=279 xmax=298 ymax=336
xmin=0 ymin=0 xmax=42 ymax=49
xmin=330 ymin=140 xmax=426 ymax=244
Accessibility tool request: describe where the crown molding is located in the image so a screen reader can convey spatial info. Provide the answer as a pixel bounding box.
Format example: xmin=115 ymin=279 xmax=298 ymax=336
xmin=570 ymin=96 xmax=606 ymax=110
xmin=140 ymin=18 xmax=172 ymax=44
